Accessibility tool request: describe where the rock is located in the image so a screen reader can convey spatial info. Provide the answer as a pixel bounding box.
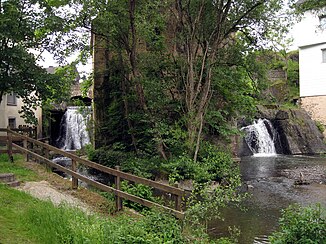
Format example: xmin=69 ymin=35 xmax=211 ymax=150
xmin=256 ymin=105 xmax=278 ymax=120
xmin=274 ymin=109 xmax=326 ymax=154
xmin=275 ymin=110 xmax=289 ymax=120
xmin=247 ymin=184 xmax=254 ymax=190
xmin=239 ymin=106 xmax=326 ymax=155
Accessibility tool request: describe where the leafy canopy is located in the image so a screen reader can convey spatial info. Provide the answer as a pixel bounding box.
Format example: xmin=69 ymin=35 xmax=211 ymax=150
xmin=0 ymin=0 xmax=75 ymax=124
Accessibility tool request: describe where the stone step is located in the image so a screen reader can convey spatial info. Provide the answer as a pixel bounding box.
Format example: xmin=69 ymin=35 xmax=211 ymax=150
xmin=0 ymin=173 xmax=20 ymax=187
xmin=6 ymin=181 xmax=20 ymax=187
xmin=0 ymin=173 xmax=15 ymax=183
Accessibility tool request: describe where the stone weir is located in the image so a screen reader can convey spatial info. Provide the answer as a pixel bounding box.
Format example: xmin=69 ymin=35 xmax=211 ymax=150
xmin=239 ymin=106 xmax=326 ymax=156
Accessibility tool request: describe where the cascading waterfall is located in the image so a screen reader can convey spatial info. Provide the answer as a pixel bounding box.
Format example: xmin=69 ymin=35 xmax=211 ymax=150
xmin=56 ymin=106 xmax=91 ymax=150
xmin=241 ymin=118 xmax=277 ymax=156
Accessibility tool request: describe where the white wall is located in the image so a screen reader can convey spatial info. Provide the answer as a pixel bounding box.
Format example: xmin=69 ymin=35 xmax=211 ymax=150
xmin=0 ymin=95 xmax=42 ymax=134
xmin=299 ymin=42 xmax=326 ymax=97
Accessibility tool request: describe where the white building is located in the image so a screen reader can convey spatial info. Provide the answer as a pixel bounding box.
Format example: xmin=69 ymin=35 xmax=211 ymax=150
xmin=295 ymin=10 xmax=326 ymax=135
xmin=0 ymin=92 xmax=42 ymax=135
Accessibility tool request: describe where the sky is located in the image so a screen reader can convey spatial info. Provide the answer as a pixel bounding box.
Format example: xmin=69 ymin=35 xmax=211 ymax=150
xmin=289 ymin=12 xmax=326 ymax=50
xmin=37 ymin=6 xmax=326 ymax=75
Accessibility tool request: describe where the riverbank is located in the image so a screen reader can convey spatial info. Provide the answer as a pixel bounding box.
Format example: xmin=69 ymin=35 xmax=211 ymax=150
xmin=0 ymin=154 xmax=211 ymax=243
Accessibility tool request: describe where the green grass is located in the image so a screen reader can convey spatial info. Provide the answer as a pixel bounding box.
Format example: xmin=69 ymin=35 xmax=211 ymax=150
xmin=0 ymin=154 xmax=40 ymax=182
xmin=0 ymin=184 xmax=41 ymax=243
xmin=0 ymin=184 xmax=190 ymax=244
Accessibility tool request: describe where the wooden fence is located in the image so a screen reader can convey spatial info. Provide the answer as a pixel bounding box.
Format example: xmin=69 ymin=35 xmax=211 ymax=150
xmin=1 ymin=128 xmax=185 ymax=219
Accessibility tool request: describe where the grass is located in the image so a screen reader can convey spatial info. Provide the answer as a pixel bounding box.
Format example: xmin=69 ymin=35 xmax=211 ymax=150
xmin=0 ymin=154 xmax=40 ymax=182
xmin=0 ymin=184 xmax=189 ymax=244
xmin=0 ymin=153 xmax=207 ymax=243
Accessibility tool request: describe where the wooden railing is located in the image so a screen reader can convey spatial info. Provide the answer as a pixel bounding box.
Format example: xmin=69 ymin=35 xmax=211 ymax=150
xmin=1 ymin=128 xmax=185 ymax=219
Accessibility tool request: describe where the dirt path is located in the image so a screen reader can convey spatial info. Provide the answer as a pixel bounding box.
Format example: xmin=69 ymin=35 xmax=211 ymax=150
xmin=18 ymin=161 xmax=114 ymax=215
xmin=18 ymin=181 xmax=91 ymax=213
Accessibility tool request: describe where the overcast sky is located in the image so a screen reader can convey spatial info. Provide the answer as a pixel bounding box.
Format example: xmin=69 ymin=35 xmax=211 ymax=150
xmin=290 ymin=12 xmax=326 ymax=50
xmin=38 ymin=7 xmax=326 ymax=74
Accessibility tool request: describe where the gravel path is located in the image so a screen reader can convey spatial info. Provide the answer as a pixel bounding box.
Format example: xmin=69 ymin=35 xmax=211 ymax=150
xmin=18 ymin=181 xmax=90 ymax=213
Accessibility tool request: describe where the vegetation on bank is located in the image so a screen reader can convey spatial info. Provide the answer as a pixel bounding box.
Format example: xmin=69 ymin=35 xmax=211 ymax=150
xmin=269 ymin=204 xmax=326 ymax=244
xmin=0 ymin=184 xmax=195 ymax=244
xmin=0 ymin=154 xmax=234 ymax=243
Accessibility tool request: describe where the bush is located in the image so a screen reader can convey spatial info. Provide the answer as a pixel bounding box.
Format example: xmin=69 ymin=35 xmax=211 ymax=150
xmin=269 ymin=204 xmax=326 ymax=244
xmin=120 ymin=180 xmax=160 ymax=212
xmin=163 ymin=143 xmax=240 ymax=184
xmin=315 ymin=121 xmax=325 ymax=134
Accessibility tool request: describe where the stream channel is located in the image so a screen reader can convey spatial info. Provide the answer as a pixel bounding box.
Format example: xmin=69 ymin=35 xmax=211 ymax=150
xmin=53 ymin=111 xmax=325 ymax=243
xmin=208 ymin=155 xmax=326 ymax=243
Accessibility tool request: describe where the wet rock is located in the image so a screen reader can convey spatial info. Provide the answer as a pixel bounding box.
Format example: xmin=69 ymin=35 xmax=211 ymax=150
xmin=273 ymin=109 xmax=326 ymax=154
xmin=247 ymin=184 xmax=254 ymax=190
xmin=275 ymin=110 xmax=289 ymax=120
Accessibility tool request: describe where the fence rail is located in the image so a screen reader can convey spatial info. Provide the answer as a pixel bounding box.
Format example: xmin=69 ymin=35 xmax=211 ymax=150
xmin=1 ymin=128 xmax=185 ymax=219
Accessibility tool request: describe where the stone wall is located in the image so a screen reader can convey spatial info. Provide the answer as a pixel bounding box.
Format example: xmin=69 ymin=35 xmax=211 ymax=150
xmin=301 ymin=96 xmax=326 ymax=137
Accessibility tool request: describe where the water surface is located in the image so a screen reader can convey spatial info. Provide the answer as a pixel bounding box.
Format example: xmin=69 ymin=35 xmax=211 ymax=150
xmin=209 ymin=155 xmax=326 ymax=243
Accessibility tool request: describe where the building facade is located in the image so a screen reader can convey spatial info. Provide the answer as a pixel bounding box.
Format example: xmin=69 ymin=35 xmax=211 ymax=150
xmin=297 ymin=11 xmax=326 ymax=136
xmin=0 ymin=92 xmax=42 ymax=136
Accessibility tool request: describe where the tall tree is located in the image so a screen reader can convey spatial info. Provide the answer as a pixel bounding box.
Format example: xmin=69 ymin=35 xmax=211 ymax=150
xmin=171 ymin=0 xmax=289 ymax=160
xmin=0 ymin=0 xmax=74 ymax=124
xmin=64 ymin=0 xmax=294 ymax=158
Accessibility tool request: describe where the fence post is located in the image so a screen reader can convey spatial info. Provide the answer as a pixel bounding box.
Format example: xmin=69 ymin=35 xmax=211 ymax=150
xmin=23 ymin=138 xmax=29 ymax=162
xmin=7 ymin=127 xmax=13 ymax=163
xmin=115 ymin=166 xmax=123 ymax=211
xmin=71 ymin=159 xmax=78 ymax=189
xmin=174 ymin=183 xmax=182 ymax=211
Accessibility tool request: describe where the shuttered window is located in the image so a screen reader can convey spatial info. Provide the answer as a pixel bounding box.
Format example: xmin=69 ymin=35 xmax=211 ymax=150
xmin=8 ymin=118 xmax=16 ymax=129
xmin=7 ymin=92 xmax=17 ymax=105
xmin=322 ymin=49 xmax=326 ymax=63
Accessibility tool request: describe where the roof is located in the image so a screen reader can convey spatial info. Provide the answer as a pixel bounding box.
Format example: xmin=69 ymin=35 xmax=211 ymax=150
xmin=299 ymin=41 xmax=326 ymax=49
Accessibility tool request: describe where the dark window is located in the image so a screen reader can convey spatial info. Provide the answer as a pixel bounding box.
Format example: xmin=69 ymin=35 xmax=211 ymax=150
xmin=319 ymin=15 xmax=326 ymax=29
xmin=8 ymin=117 xmax=16 ymax=129
xmin=7 ymin=92 xmax=17 ymax=105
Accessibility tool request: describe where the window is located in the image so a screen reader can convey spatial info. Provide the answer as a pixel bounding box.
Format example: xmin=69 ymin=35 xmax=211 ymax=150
xmin=322 ymin=49 xmax=326 ymax=63
xmin=7 ymin=92 xmax=17 ymax=105
xmin=8 ymin=117 xmax=16 ymax=129
xmin=319 ymin=15 xmax=326 ymax=29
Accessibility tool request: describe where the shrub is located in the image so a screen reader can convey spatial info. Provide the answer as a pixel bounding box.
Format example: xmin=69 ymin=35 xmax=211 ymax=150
xmin=120 ymin=180 xmax=159 ymax=212
xmin=163 ymin=143 xmax=240 ymax=184
xmin=315 ymin=121 xmax=325 ymax=134
xmin=269 ymin=204 xmax=326 ymax=244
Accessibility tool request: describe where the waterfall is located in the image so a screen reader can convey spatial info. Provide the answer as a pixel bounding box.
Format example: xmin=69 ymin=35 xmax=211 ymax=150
xmin=241 ymin=119 xmax=277 ymax=157
xmin=56 ymin=106 xmax=91 ymax=150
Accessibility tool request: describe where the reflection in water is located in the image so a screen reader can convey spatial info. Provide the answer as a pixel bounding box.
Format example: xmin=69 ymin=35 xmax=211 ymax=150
xmin=209 ymin=155 xmax=326 ymax=244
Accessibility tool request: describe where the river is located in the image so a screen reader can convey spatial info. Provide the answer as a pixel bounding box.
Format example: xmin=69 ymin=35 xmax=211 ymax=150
xmin=208 ymin=155 xmax=326 ymax=243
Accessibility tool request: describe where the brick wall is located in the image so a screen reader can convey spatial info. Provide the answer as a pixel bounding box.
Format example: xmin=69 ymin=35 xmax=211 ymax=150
xmin=301 ymin=96 xmax=326 ymax=137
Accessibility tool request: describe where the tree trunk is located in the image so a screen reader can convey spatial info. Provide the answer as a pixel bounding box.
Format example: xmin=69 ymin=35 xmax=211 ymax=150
xmin=129 ymin=0 xmax=146 ymax=110
xmin=92 ymin=32 xmax=111 ymax=148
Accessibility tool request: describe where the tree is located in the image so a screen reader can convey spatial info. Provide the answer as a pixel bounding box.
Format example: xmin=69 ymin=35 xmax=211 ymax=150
xmin=0 ymin=0 xmax=74 ymax=124
xmin=63 ymin=0 xmax=294 ymax=159
xmin=294 ymin=0 xmax=326 ymax=13
xmin=170 ymin=0 xmax=289 ymax=160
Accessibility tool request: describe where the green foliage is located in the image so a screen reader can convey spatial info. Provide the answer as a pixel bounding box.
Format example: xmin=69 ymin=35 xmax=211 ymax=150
xmin=0 ymin=0 xmax=75 ymax=124
xmin=86 ymin=146 xmax=160 ymax=178
xmin=315 ymin=121 xmax=325 ymax=134
xmin=162 ymin=143 xmax=240 ymax=184
xmin=120 ymin=181 xmax=158 ymax=212
xmin=0 ymin=183 xmax=194 ymax=243
xmin=269 ymin=204 xmax=326 ymax=244
xmin=0 ymin=154 xmax=39 ymax=182
xmin=86 ymin=146 xmax=129 ymax=168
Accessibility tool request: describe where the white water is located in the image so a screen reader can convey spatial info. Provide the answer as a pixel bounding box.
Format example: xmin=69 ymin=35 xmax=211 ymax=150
xmin=56 ymin=106 xmax=91 ymax=150
xmin=241 ymin=119 xmax=277 ymax=157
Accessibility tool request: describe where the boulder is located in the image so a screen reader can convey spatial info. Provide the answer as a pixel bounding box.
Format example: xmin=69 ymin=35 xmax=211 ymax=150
xmin=239 ymin=106 xmax=326 ymax=156
xmin=273 ymin=109 xmax=326 ymax=154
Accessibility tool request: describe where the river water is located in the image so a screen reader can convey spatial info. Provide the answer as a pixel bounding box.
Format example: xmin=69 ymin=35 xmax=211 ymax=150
xmin=209 ymin=155 xmax=326 ymax=243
